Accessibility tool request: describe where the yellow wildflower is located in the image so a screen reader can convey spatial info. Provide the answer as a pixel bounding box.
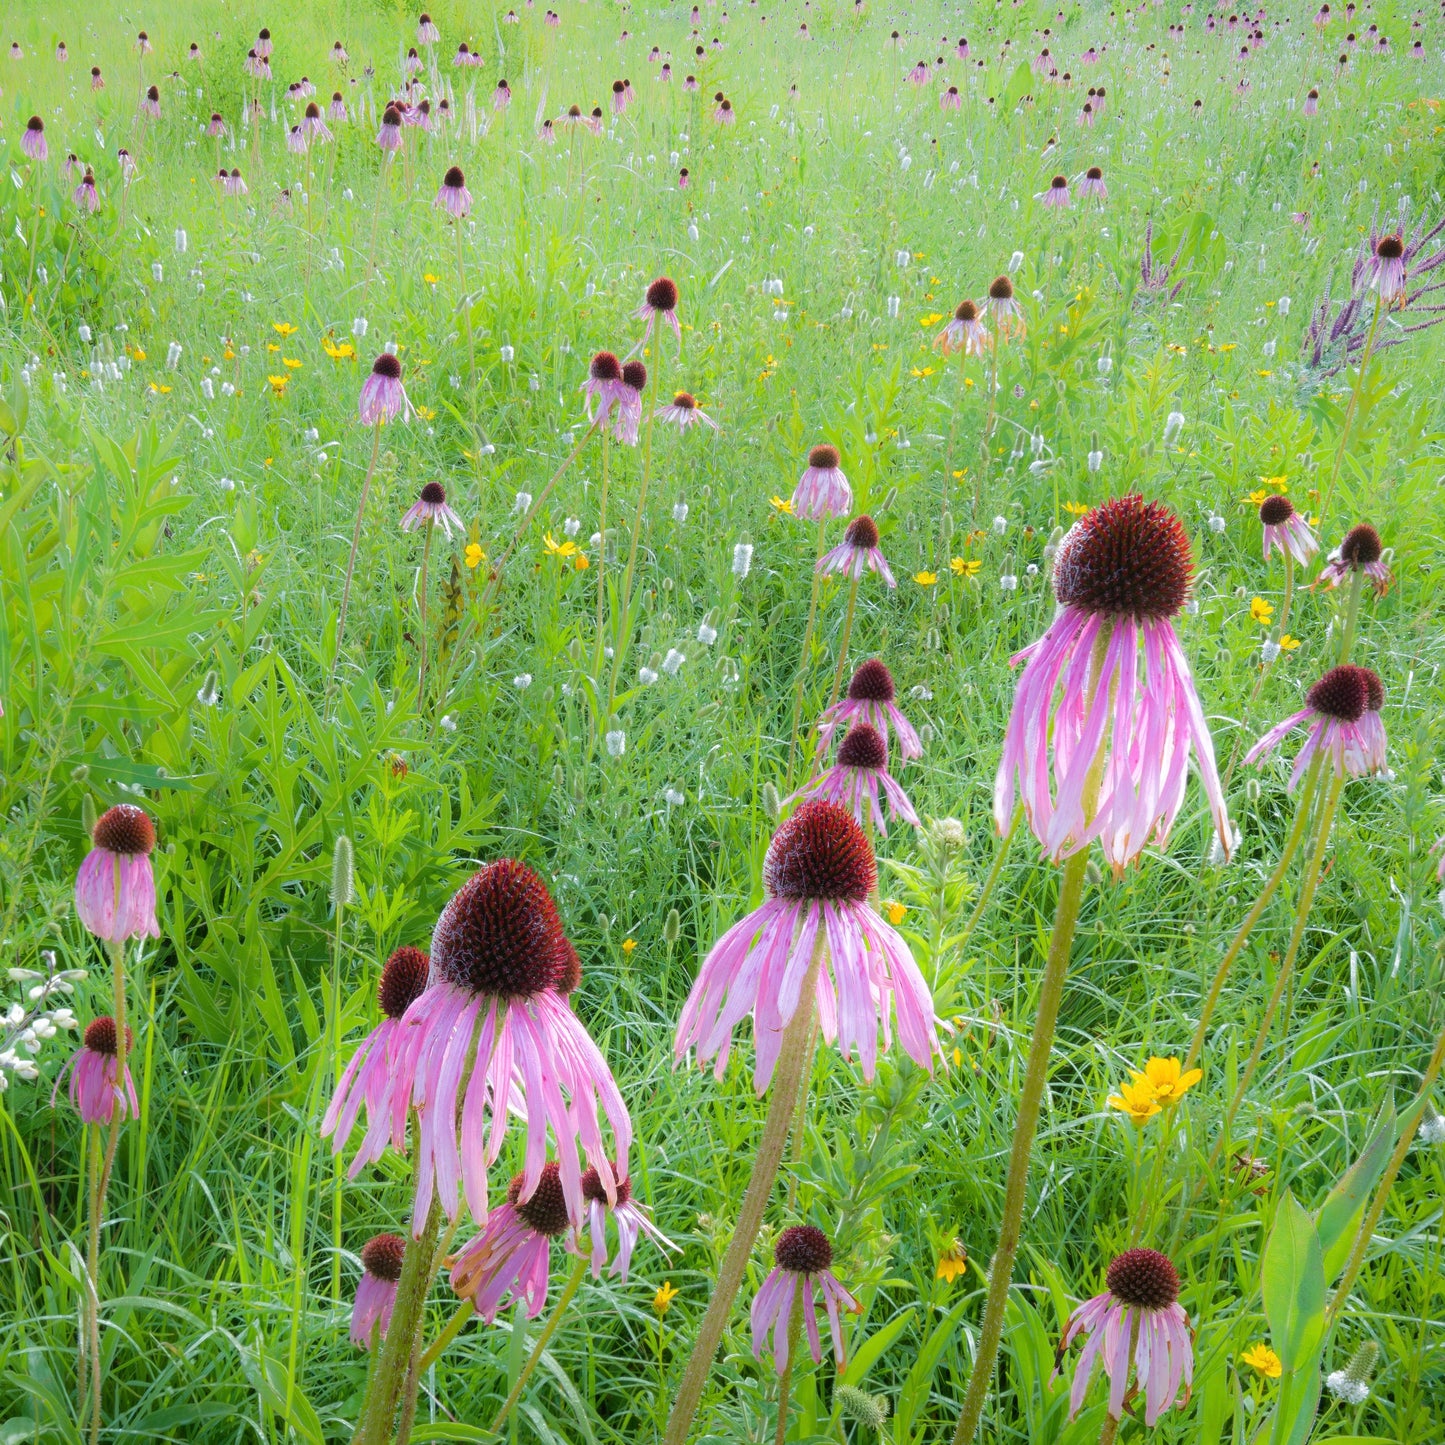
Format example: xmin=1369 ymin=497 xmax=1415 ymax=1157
xmin=1278 ymin=633 xmax=1300 ymax=651
xmin=914 ymin=571 xmax=937 ymax=587
xmin=148 ymin=381 xmax=171 ymax=394
xmin=1248 ymin=488 xmax=1269 ymax=506
xmin=323 ymin=338 xmax=356 ymax=360
xmin=1107 ymin=1077 xmax=1162 ymax=1127
xmin=909 ymin=365 xmax=936 ymax=377
xmin=267 ymin=375 xmax=289 ymax=396
xmin=1241 ymin=1344 xmax=1282 ymax=1379
xmin=464 ymin=543 xmax=486 ymax=570
xmin=951 ymin=557 xmax=982 ymax=577
xmin=918 ymin=312 xmax=945 ymax=327
xmin=1063 ymin=501 xmax=1089 ymax=516
xmin=272 ymin=322 xmax=298 ymax=337
xmin=543 ymin=532 xmax=578 ymax=559
xmin=574 ymin=554 xmax=590 ymax=571
xmin=622 ymin=938 xmax=637 ymax=955
xmin=769 ymin=495 xmax=795 ymax=514
xmin=885 ymin=900 xmax=907 ymax=926
xmin=936 ymin=1242 xmax=969 ymax=1283
xmin=653 ymin=1281 xmax=680 ymax=1316
xmin=424 ymin=272 xmax=440 ymax=285
xmin=267 ymin=342 xmax=280 ymax=353
xmin=283 ymin=357 xmax=302 ymax=370
xmin=1130 ymin=1057 xmax=1202 ymax=1106
xmin=1250 ymin=597 xmax=1274 ymax=626
xmin=415 ymin=404 xmax=436 ymax=421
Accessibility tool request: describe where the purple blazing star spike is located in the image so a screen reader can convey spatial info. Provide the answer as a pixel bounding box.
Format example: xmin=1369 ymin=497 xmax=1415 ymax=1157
xmin=751 ymin=1226 xmax=860 ymax=1375
xmin=1138 ymin=217 xmax=1189 ymax=302
xmin=578 ymin=1164 xmax=676 ymax=1282
xmin=54 ymin=1017 xmax=139 ymax=1124
xmin=1244 ymin=664 xmax=1387 ymax=788
xmin=449 ymin=1165 xmax=570 ymax=1322
xmin=351 ymin=1235 xmax=404 ymax=1348
xmin=817 ymin=515 xmax=896 ymax=588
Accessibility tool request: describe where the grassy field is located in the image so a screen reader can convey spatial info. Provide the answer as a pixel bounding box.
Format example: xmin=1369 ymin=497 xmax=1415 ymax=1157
xmin=0 ymin=1 xmax=1442 ymax=1442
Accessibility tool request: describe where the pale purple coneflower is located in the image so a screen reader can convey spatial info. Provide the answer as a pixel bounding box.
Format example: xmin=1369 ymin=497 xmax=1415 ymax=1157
xmin=908 ymin=59 xmax=930 ymax=85
xmin=578 ymin=1163 xmax=675 ymax=1281
xmin=792 ymin=722 xmax=918 ymax=835
xmin=816 ymin=659 xmax=923 ymax=764
xmin=684 ymin=73 xmax=700 ymax=92
xmin=297 ymin=76 xmax=316 ymax=99
xmin=91 ymin=66 xmax=105 ymax=91
xmin=495 ymin=78 xmax=513 ymax=110
xmin=1304 ymin=86 xmax=1320 ymax=115
xmin=300 ymin=101 xmax=332 ymax=142
xmin=410 ymin=99 xmax=434 ymax=132
xmin=329 ymin=91 xmax=347 ymax=122
xmin=63 ymin=152 xmax=82 ymax=181
xmin=454 ymin=43 xmax=472 ymax=67
xmin=675 ymin=799 xmax=940 ymax=1090
xmin=1369 ymin=232 xmax=1406 ymax=306
xmin=653 ymin=390 xmax=717 ymax=430
xmin=545 ymin=9 xmax=560 ymax=27
xmin=503 ymin=8 xmax=519 ymax=22
xmin=377 ymin=104 xmax=404 ymax=150
xmin=1043 ymin=174 xmax=1070 ymax=208
xmin=1078 ymin=164 xmax=1107 ymax=201
xmin=56 ymin=1018 xmax=138 ymax=1125
xmin=21 ymin=116 xmax=47 ymax=162
xmin=73 ymin=168 xmax=99 ymax=212
xmin=792 ymin=443 xmax=853 ymax=520
xmin=1315 ymin=522 xmax=1392 ymax=594
xmin=817 ymin=514 xmax=896 ymax=587
xmin=255 ymin=27 xmax=272 ymax=60
xmin=936 ymin=298 xmax=990 ymax=356
xmin=359 ymin=353 xmax=414 ymax=425
xmin=224 ymin=167 xmax=247 ymax=196
xmin=612 ymin=361 xmax=648 ymax=443
xmin=401 ymin=481 xmax=462 ymax=537
xmin=636 ymin=275 xmax=681 ymax=340
xmin=611 ymin=79 xmax=628 ymax=114
xmin=1259 ymin=494 xmax=1318 ymax=565
xmin=1245 ymin=664 xmax=1387 ymax=787
xmin=984 ymin=274 xmax=1025 ymax=338
xmin=994 ymin=494 xmax=1231 ymax=874
xmin=538 ymin=118 xmax=556 ymax=145
xmin=940 ymin=84 xmax=962 ymax=111
xmin=323 ymin=947 xmax=430 ymax=1169
xmin=751 ymin=1226 xmax=860 ymax=1374
xmin=583 ymin=350 xmax=626 ymax=424
xmin=188 ymin=43 xmax=201 ymax=63
xmin=678 ymin=166 xmax=690 ymax=188
xmin=1057 ymin=1249 xmax=1193 ymax=1425
xmin=404 ymin=47 xmax=423 ymax=76
xmin=351 ymin=1234 xmax=404 ymax=1347
xmin=450 ymin=1164 xmax=569 ymax=1321
xmin=659 ymin=62 xmax=673 ymax=81
xmin=245 ymin=50 xmax=270 ymax=81
xmin=418 ymin=12 xmax=441 ymax=45
xmin=715 ymin=97 xmax=736 ymax=124
xmin=206 ymin=112 xmax=226 ymax=138
xmin=388 ymin=860 xmax=631 ymax=1233
xmin=56 ymin=41 xmax=69 ymax=62
xmin=76 ymin=804 xmax=160 ymax=943
xmin=588 ymin=106 xmax=605 ymax=134
xmin=8 ymin=42 xmax=21 ymax=60
xmin=332 ymin=41 xmax=349 ymax=65
xmin=435 ymin=164 xmax=471 ymax=216
xmin=957 ymin=37 xmax=971 ymax=58
xmin=136 ymin=30 xmax=152 ymax=55
xmin=286 ymin=124 xmax=306 ymax=155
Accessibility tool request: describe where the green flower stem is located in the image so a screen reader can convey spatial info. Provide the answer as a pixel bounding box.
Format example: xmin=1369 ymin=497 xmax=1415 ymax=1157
xmin=786 ymin=522 xmax=829 ymax=792
xmin=329 ymin=421 xmax=383 ymax=699
xmin=1320 ymin=294 xmax=1382 ymax=525
xmin=487 ymin=1253 xmax=588 ymax=1437
xmin=1337 ymin=565 xmax=1366 ymax=665
xmin=418 ymin=1299 xmax=475 ymax=1375
xmin=825 ymin=575 xmax=862 ymax=714
xmin=663 ymin=932 xmax=828 ymax=1445
xmin=1223 ymin=551 xmax=1296 ymax=793
xmin=593 ymin=430 xmax=612 ymax=686
xmin=957 ymin=819 xmax=1017 ymax=963
xmin=416 ymin=520 xmax=435 ymax=711
xmin=772 ymin=1289 xmax=805 ymax=1445
xmin=394 ymin=1216 xmax=464 ymax=1445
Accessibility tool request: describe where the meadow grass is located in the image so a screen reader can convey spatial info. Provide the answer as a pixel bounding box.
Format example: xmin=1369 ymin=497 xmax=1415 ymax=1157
xmin=0 ymin=1 xmax=1442 ymax=1442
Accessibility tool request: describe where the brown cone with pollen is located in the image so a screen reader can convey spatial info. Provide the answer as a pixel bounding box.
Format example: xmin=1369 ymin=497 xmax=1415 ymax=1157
xmin=1338 ymin=522 xmax=1382 ymax=567
xmin=581 ymin=1163 xmax=631 ymax=1206
xmin=1106 ymin=1247 xmax=1180 ymax=1310
xmin=1053 ymin=494 xmax=1193 ymax=621
xmin=1258 ymin=494 xmax=1295 ymax=525
xmin=844 ymin=515 xmax=880 ymax=550
xmin=645 ymin=276 xmax=679 ymax=312
xmin=589 ymin=350 xmax=622 ymax=382
xmin=430 ymin=859 xmax=566 ymax=999
xmin=83 ymin=1016 xmax=134 ymax=1056
xmin=808 ymin=443 xmax=840 ymax=470
xmin=621 ymin=360 xmax=648 ymax=392
xmin=847 ymin=658 xmax=895 ymax=704
xmin=372 ymin=352 xmax=402 ymax=380
xmin=764 ymin=800 xmax=876 ymax=903
xmin=1306 ymin=665 xmax=1370 ymax=723
xmin=419 ymin=481 xmax=447 ymax=505
xmin=988 ymin=275 xmax=1015 ymax=301
xmin=955 ymin=299 xmax=980 ymax=321
xmin=509 ymin=1162 xmax=571 ymax=1236
xmin=837 ymin=723 xmax=888 ymax=771
xmin=377 ymin=946 xmax=430 ymax=1018
xmin=775 ymin=1224 xmax=833 ymax=1274
xmin=361 ymin=1233 xmax=407 ymax=1282
xmin=93 ymin=804 xmax=156 ymax=856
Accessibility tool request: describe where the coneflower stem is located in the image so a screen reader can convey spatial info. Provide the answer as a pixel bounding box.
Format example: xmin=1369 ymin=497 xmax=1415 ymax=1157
xmin=1224 ymin=551 xmax=1296 ymax=791
xmin=825 ymin=576 xmax=862 ymax=713
xmin=593 ymin=429 xmax=612 ymax=686
xmin=773 ymin=1291 xmax=805 ymax=1445
xmin=1207 ymin=770 xmax=1345 ymax=1173
xmin=416 ymin=521 xmax=435 ymax=711
xmin=363 ymin=153 xmax=394 ymax=303
xmin=488 ymin=1254 xmax=588 ymax=1435
xmin=455 ymin=219 xmax=480 ymax=470
xmin=1183 ymin=756 xmax=1324 ymax=1075
xmin=83 ymin=1124 xmax=102 ymax=1445
xmin=1337 ymin=565 xmax=1366 ymax=665
xmin=663 ymin=934 xmax=828 ymax=1445
xmin=786 ymin=523 xmax=829 ymax=791
xmin=96 ymin=932 xmax=128 ymax=1207
xmin=957 ymin=819 xmax=1017 ymax=962
xmin=418 ymin=1300 xmax=475 ymax=1374
xmin=330 ymin=421 xmax=383 ymax=699
xmin=1320 ymin=294 xmax=1382 ymax=525
xmin=394 ymin=1216 xmax=465 ymax=1445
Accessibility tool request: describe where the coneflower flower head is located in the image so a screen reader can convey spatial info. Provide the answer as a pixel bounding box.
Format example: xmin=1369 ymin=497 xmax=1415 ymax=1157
xmin=583 ymin=349 xmax=626 ymax=422
xmin=816 ymin=658 xmax=923 ymax=763
xmin=1370 ymin=231 xmax=1406 ymax=304
xmin=436 ymin=163 xmax=471 ymax=216
xmin=1079 ymin=164 xmax=1107 ymax=199
xmin=1045 ymin=174 xmax=1070 ymax=207
xmin=75 ymin=804 xmax=159 ymax=942
xmin=817 ymin=514 xmax=896 ymax=587
xmin=985 ymin=273 xmax=1025 ymax=336
xmin=792 ymin=443 xmax=853 ymax=520
xmin=752 ymin=1224 xmax=860 ymax=1374
xmin=449 ymin=1163 xmax=570 ymax=1320
xmin=359 ymin=352 xmax=412 ymax=425
xmin=995 ymin=494 xmax=1230 ymax=872
xmin=578 ymin=1162 xmax=675 ymax=1280
xmin=794 ymin=721 xmax=918 ymax=833
xmin=351 ymin=1234 xmax=405 ymax=1347
xmin=1058 ymin=1248 xmax=1193 ymax=1424
xmin=22 ymin=116 xmax=47 ymax=161
xmin=1245 ymin=664 xmax=1387 ymax=785
xmin=1317 ymin=521 xmax=1392 ymax=593
xmin=57 ymin=1017 xmax=139 ymax=1124
xmin=402 ymin=480 xmax=463 ymax=536
xmin=73 ymin=169 xmax=99 ymax=212
xmin=654 ymin=390 xmax=718 ymax=430
xmin=377 ymin=105 xmax=404 ymax=150
xmin=936 ymin=298 xmax=990 ymax=355
xmin=636 ymin=275 xmax=682 ymax=338
xmin=1259 ymin=493 xmax=1319 ymax=564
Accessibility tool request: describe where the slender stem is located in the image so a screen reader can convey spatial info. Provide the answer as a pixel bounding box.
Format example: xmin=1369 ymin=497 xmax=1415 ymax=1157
xmin=84 ymin=1124 xmax=101 ymax=1445
xmin=1320 ymin=294 xmax=1382 ymax=525
xmin=363 ymin=154 xmax=394 ymax=303
xmin=331 ymin=897 xmax=345 ymax=1302
xmin=1097 ymin=1413 xmax=1121 ymax=1445
xmin=958 ymin=818 xmax=1016 ymax=962
xmin=1207 ymin=771 xmax=1345 ymax=1171
xmin=786 ymin=523 xmax=829 ymax=791
xmin=1337 ymin=566 xmax=1366 ymax=665
xmin=784 ymin=1020 xmax=821 ymax=1212
xmin=417 ymin=522 xmax=435 ymax=710
xmin=97 ymin=933 xmax=128 ymax=1206
xmin=826 ymin=577 xmax=861 ymax=713
xmin=395 ymin=1216 xmax=464 ymax=1445
xmin=773 ymin=1290 xmax=805 ymax=1445
xmin=1182 ymin=757 xmax=1324 ymax=1074
xmin=488 ymin=1253 xmax=588 ymax=1435
xmin=456 ymin=220 xmax=480 ymax=476
xmin=418 ymin=1300 xmax=474 ymax=1374
xmin=663 ymin=934 xmax=828 ymax=1445
xmin=330 ymin=422 xmax=383 ymax=698
xmin=1223 ymin=551 xmax=1296 ymax=792
xmin=593 ymin=430 xmax=612 ymax=687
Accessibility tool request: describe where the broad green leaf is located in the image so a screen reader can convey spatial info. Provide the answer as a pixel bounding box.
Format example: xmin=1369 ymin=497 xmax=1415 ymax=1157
xmin=1317 ymin=1100 xmax=1396 ymax=1282
xmin=1262 ymin=1191 xmax=1325 ymax=1370
xmin=839 ymin=1305 xmax=917 ymax=1386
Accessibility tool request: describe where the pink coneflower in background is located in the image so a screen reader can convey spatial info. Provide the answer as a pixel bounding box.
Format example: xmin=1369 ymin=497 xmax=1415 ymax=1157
xmin=654 ymin=390 xmax=718 ymax=430
xmin=255 ymin=27 xmax=272 ymax=60
xmin=994 ymin=494 xmax=1231 ymax=873
xmin=636 ymin=275 xmax=682 ymax=341
xmin=1079 ymin=164 xmax=1107 ymax=200
xmin=612 ymin=361 xmax=648 ymax=443
xmin=1043 ymin=174 xmax=1070 ymax=208
xmin=936 ymin=298 xmax=990 ymax=356
xmin=388 ymin=860 xmax=631 ymax=1233
xmin=404 ymin=47 xmax=423 ymax=76
xmin=984 ymin=274 xmax=1025 ymax=338
xmin=583 ymin=350 xmax=626 ymax=424
xmin=206 ymin=112 xmax=226 ymax=138
xmin=816 ymin=659 xmax=923 ymax=764
xmin=494 ymin=78 xmax=512 ymax=109
xmin=329 ymin=91 xmax=347 ymax=122
xmin=751 ymin=1226 xmax=860 ymax=1374
xmin=503 ymin=9 xmax=519 ymax=22
xmin=73 ymin=168 xmax=99 ymax=212
xmin=359 ymin=353 xmax=413 ymax=425
xmin=450 ymin=1164 xmax=569 ymax=1321
xmin=454 ymin=43 xmax=472 ymax=66
xmin=21 ymin=117 xmax=47 ymax=162
xmin=224 ymin=167 xmax=247 ymax=196
xmin=1245 ymin=664 xmax=1387 ymax=786
xmin=118 ymin=148 xmax=137 ymax=181
xmin=940 ymin=84 xmax=962 ymax=110
xmin=793 ymin=722 xmax=918 ymax=834
xmin=286 ymin=125 xmax=306 ymax=155
xmin=297 ymin=76 xmax=316 ymax=99
xmin=401 ymin=481 xmax=462 ymax=537
xmin=418 ymin=12 xmax=441 ymax=45
xmin=792 ymin=444 xmax=853 ymax=520
xmin=56 ymin=41 xmax=69 ymax=62
xmin=1304 ymin=86 xmax=1320 ymax=115
xmin=1058 ymin=1249 xmax=1193 ymax=1425
xmin=817 ymin=515 xmax=895 ymax=587
xmin=678 ymin=166 xmax=690 ymax=187
xmin=1316 ymin=522 xmax=1392 ymax=594
xmin=136 ymin=30 xmax=152 ymax=55
xmin=91 ymin=66 xmax=105 ymax=91
xmin=908 ymin=58 xmax=930 ymax=84
xmin=611 ymin=79 xmax=629 ymax=114
xmin=299 ymin=101 xmax=332 ymax=142
xmin=545 ymin=9 xmax=560 ymax=27
xmin=660 ymin=62 xmax=673 ymax=81
xmin=351 ymin=1234 xmax=405 ymax=1347
xmin=579 ymin=1163 xmax=675 ymax=1280
xmin=715 ymin=97 xmax=736 ymax=124
xmin=8 ymin=42 xmax=21 ymax=61
xmin=331 ymin=41 xmax=348 ymax=65
xmin=377 ymin=104 xmax=404 ymax=149
xmin=188 ymin=43 xmax=201 ymax=63
xmin=323 ymin=946 xmax=430 ymax=1170
xmin=435 ymin=164 xmax=471 ymax=216
xmin=411 ymin=99 xmax=435 ymax=132
xmin=958 ymin=37 xmax=971 ymax=58
xmin=56 ymin=1017 xmax=138 ymax=1124
xmin=75 ymin=804 xmax=159 ymax=943
xmin=684 ymin=73 xmax=699 ymax=92
xmin=1259 ymin=494 xmax=1318 ymax=564
xmin=63 ymin=152 xmax=82 ymax=181
xmin=675 ymin=799 xmax=939 ymax=1090
xmin=246 ymin=50 xmax=270 ymax=80
xmin=1369 ymin=232 xmax=1406 ymax=306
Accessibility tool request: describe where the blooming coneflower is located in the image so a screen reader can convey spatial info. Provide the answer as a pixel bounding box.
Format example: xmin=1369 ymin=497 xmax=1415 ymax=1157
xmin=1245 ymin=664 xmax=1386 ymax=786
xmin=583 ymin=350 xmax=626 ymax=423
xmin=1057 ymin=1249 xmax=1193 ymax=1425
xmin=494 ymin=78 xmax=512 ymax=108
xmin=245 ymin=49 xmax=270 ymax=80
xmin=332 ymin=40 xmax=349 ymax=65
xmin=636 ymin=275 xmax=681 ymax=340
xmin=56 ymin=41 xmax=69 ymax=62
xmin=404 ymin=47 xmax=423 ymax=76
xmin=816 ymin=659 xmax=923 ymax=764
xmin=994 ymin=495 xmax=1231 ymax=872
xmin=1316 ymin=522 xmax=1392 ymax=594
xmin=793 ymin=723 xmax=918 ymax=834
xmin=579 ymin=1162 xmax=675 ymax=1280
xmin=935 ymin=299 xmax=990 ymax=355
xmin=418 ymin=12 xmax=441 ymax=45
xmin=388 ymin=860 xmax=631 ymax=1232
xmin=751 ymin=1226 xmax=860 ymax=1374
xmin=1044 ymin=174 xmax=1070 ymax=208
xmin=188 ymin=42 xmax=201 ymax=62
xmin=715 ymin=97 xmax=735 ymax=123
xmin=91 ymin=65 xmax=105 ymax=90
xmin=62 ymin=152 xmax=82 ymax=181
xmin=957 ymin=36 xmax=971 ymax=58
xmin=817 ymin=515 xmax=895 ymax=587
xmin=286 ymin=124 xmax=306 ymax=155
xmin=675 ymin=799 xmax=939 ymax=1089
xmin=324 ymin=946 xmax=431 ymax=1169
xmin=300 ymin=101 xmax=332 ymax=142
xmin=1078 ymin=164 xmax=1107 ymax=200
xmin=678 ymin=166 xmax=690 ymax=187
xmin=206 ymin=111 xmax=226 ymax=138
xmin=401 ymin=481 xmax=462 ymax=537
xmin=255 ymin=27 xmax=272 ymax=59
xmin=611 ymin=78 xmax=628 ymax=114
xmin=76 ymin=804 xmax=159 ymax=943
xmin=1304 ymin=86 xmax=1320 ymax=115
xmin=940 ymin=84 xmax=962 ymax=110
xmin=1259 ymin=494 xmax=1318 ymax=564
xmin=684 ymin=73 xmax=699 ymax=91
xmin=454 ymin=43 xmax=472 ymax=66
xmin=56 ymin=1017 xmax=138 ymax=1124
xmin=224 ymin=167 xmax=247 ymax=196
xmin=118 ymin=147 xmax=136 ymax=180
xmin=792 ymin=444 xmax=852 ymax=520
xmin=538 ymin=118 xmax=556 ymax=144
xmin=1369 ymin=233 xmax=1406 ymax=306
xmin=908 ymin=58 xmax=930 ymax=84
xmin=351 ymin=1234 xmax=404 ymax=1347
xmin=435 ymin=164 xmax=471 ymax=217
xmin=377 ymin=104 xmax=404 ymax=150
xmin=329 ymin=91 xmax=347 ymax=122
xmin=21 ymin=116 xmax=47 ymax=162
xmin=450 ymin=1163 xmax=570 ymax=1320
xmin=73 ymin=169 xmax=99 ymax=212
xmin=613 ymin=360 xmax=648 ymax=443
xmin=136 ymin=30 xmax=152 ymax=55
xmin=985 ymin=274 xmax=1025 ymax=337
xmin=654 ymin=390 xmax=718 ymax=430
xmin=359 ymin=353 xmax=413 ymax=425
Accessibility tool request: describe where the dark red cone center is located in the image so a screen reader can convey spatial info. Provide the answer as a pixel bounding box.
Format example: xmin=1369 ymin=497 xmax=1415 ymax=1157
xmin=1053 ymin=494 xmax=1193 ymax=620
xmin=1106 ymin=1247 xmax=1180 ymax=1310
xmin=378 ymin=946 xmax=430 ymax=1018
xmin=775 ymin=1224 xmax=833 ymax=1274
xmin=430 ymin=859 xmax=565 ymax=998
xmin=764 ymin=800 xmax=876 ymax=903
xmin=510 ymin=1162 xmax=571 ymax=1235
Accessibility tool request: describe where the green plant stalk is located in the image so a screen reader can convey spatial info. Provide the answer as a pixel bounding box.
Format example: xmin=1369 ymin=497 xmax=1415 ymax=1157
xmin=1319 ymin=294 xmax=1382 ymax=525
xmin=593 ymin=429 xmax=612 ymax=686
xmin=1207 ymin=770 xmax=1346 ymax=1172
xmin=825 ymin=575 xmax=862 ymax=713
xmin=486 ymin=1253 xmax=588 ymax=1436
xmin=663 ymin=932 xmax=828 ymax=1445
xmin=957 ymin=819 xmax=1017 ymax=963
xmin=354 ymin=1200 xmax=441 ymax=1445
xmin=418 ymin=1299 xmax=475 ymax=1374
xmin=1183 ymin=755 xmax=1325 ymax=1075
xmin=330 ymin=421 xmax=383 ymax=698
xmin=1336 ymin=565 xmax=1366 ymax=665
xmin=96 ymin=929 xmax=128 ymax=1209
xmin=416 ymin=520 xmax=435 ymax=711
xmin=1223 ymin=551 xmax=1296 ymax=792
xmin=773 ymin=1289 xmax=805 ymax=1445
xmin=394 ymin=1216 xmax=465 ymax=1445
xmin=83 ymin=1123 xmax=102 ymax=1445
xmin=331 ymin=897 xmax=346 ymax=1303
xmin=786 ymin=522 xmax=829 ymax=791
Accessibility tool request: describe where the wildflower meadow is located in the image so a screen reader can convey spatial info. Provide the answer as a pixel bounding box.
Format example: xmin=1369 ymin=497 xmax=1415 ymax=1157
xmin=2 ymin=2 xmax=1444 ymax=1442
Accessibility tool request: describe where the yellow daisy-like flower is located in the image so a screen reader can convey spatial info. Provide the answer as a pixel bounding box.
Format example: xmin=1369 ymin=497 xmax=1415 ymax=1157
xmin=950 ymin=557 xmax=981 ymax=577
xmin=1241 ymin=1343 xmax=1282 ymax=1379
xmin=1248 ymin=487 xmax=1269 ymax=506
xmin=769 ymin=494 xmax=795 ymax=514
xmin=283 ymin=357 xmax=302 ymax=370
xmin=1107 ymin=1077 xmax=1162 ymax=1127
xmin=918 ymin=312 xmax=945 ymax=327
xmin=1063 ymin=501 xmax=1089 ymax=516
xmin=653 ymin=1281 xmax=680 ymax=1316
xmin=543 ymin=532 xmax=578 ymax=559
xmin=148 ymin=381 xmax=171 ymax=394
xmin=622 ymin=938 xmax=637 ymax=955
xmin=936 ymin=1242 xmax=969 ymax=1283
xmin=272 ymin=322 xmax=298 ymax=337
xmin=1130 ymin=1056 xmax=1203 ymax=1105
xmin=574 ymin=554 xmax=590 ymax=571
xmin=914 ymin=570 xmax=938 ymax=587
xmin=1278 ymin=633 xmax=1300 ymax=651
xmin=464 ymin=542 xmax=486 ymax=570
xmin=884 ymin=900 xmax=907 ymax=926
xmin=909 ymin=365 xmax=936 ymax=378
xmin=424 ymin=272 xmax=440 ymax=285
xmin=323 ymin=338 xmax=356 ymax=361
xmin=1250 ymin=597 xmax=1274 ymax=626
xmin=267 ymin=342 xmax=281 ymax=353
xmin=130 ymin=346 xmax=147 ymax=362
xmin=267 ymin=375 xmax=289 ymax=396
